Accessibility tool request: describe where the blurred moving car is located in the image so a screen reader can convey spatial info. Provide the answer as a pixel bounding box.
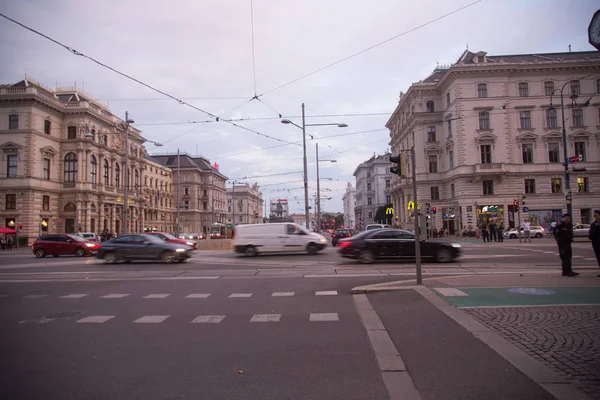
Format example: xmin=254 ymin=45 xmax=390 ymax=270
xmin=32 ymin=234 xmax=100 ymax=258
xmin=96 ymin=233 xmax=193 ymax=263
xmin=573 ymin=224 xmax=590 ymax=238
xmin=234 ymin=222 xmax=328 ymax=256
xmin=77 ymin=232 xmax=98 ymax=242
xmin=503 ymin=226 xmax=545 ymax=239
xmin=365 ymin=224 xmax=391 ymax=231
xmin=338 ymin=228 xmax=461 ymax=264
xmin=331 ymin=228 xmax=354 ymax=246
xmin=148 ymin=232 xmax=198 ymax=249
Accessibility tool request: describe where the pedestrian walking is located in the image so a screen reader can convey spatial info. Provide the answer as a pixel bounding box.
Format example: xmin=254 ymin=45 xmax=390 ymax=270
xmin=553 ymin=213 xmax=578 ymax=277
xmin=523 ymin=219 xmax=531 ymax=243
xmin=480 ymin=222 xmax=489 ymax=242
xmin=7 ymin=235 xmax=13 ymax=251
xmin=589 ymin=209 xmax=600 ymax=277
xmin=0 ymin=235 xmax=5 ymax=251
xmin=498 ymin=222 xmax=504 ymax=242
xmin=489 ymin=221 xmax=497 ymax=242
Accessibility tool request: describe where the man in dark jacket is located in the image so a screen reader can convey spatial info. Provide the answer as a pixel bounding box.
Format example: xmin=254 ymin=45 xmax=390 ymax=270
xmin=553 ymin=213 xmax=578 ymax=277
xmin=589 ymin=209 xmax=600 ymax=277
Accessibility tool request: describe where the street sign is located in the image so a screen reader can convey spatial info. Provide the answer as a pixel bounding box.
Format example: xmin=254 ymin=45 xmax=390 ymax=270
xmin=522 ymin=206 xmax=529 ymax=213
xmin=568 ymin=154 xmax=582 ymax=163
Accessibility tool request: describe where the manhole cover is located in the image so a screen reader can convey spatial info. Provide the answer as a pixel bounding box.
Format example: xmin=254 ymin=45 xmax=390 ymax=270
xmin=507 ymin=288 xmax=557 ymax=296
xmin=20 ymin=310 xmax=84 ymax=324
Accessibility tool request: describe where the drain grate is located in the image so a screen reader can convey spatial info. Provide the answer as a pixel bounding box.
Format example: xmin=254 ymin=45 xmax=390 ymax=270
xmin=20 ymin=310 xmax=84 ymax=324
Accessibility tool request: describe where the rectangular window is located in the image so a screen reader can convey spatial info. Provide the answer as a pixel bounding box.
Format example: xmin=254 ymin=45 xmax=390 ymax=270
xmin=546 ymin=108 xmax=557 ymax=128
xmin=426 ymin=101 xmax=435 ymax=112
xmin=449 ymin=150 xmax=454 ymax=169
xmin=572 ymin=109 xmax=584 ymax=127
xmin=430 ymin=186 xmax=440 ymax=200
xmin=368 ymin=211 xmax=373 ymax=218
xmin=544 ymin=81 xmax=554 ymax=96
xmin=183 ymin=200 xmax=189 ymax=209
xmin=482 ymin=180 xmax=494 ymax=195
xmin=367 ymin=183 xmax=372 ymax=191
xmin=203 ymin=189 xmax=207 ymax=197
xmin=570 ymin=80 xmax=580 ymax=96
xmin=428 ymin=155 xmax=438 ymax=173
xmin=447 ymin=120 xmax=452 ymax=136
xmin=551 ymin=178 xmax=562 ymax=193
xmin=597 ymin=79 xmax=600 ymax=94
xmin=427 ymin=126 xmax=436 ymax=142
xmin=519 ymin=111 xmax=532 ymax=129
xmin=574 ymin=142 xmax=586 ymax=162
xmin=366 ymin=172 xmax=371 ymax=178
xmin=5 ymin=194 xmax=16 ymax=210
xmin=477 ymin=83 xmax=488 ymax=98
xmin=522 ymin=143 xmax=533 ymax=164
xmin=518 ymin=82 xmax=529 ymax=97
xmin=8 ymin=114 xmax=18 ymax=129
xmin=386 ymin=195 xmax=391 ymax=204
xmin=367 ymin=197 xmax=372 ymax=206
xmin=67 ymin=126 xmax=77 ymax=139
xmin=524 ymin=179 xmax=535 ymax=194
xmin=385 ymin=179 xmax=390 ymax=188
xmin=43 ymin=158 xmax=50 ymax=180
xmin=480 ymin=145 xmax=492 ymax=164
xmin=184 ymin=187 xmax=189 ymax=195
xmin=450 ymin=184 xmax=455 ymax=198
xmin=446 ymin=93 xmax=450 ymax=108
xmin=203 ymin=201 xmax=208 ymax=210
xmin=478 ymin=111 xmax=490 ymax=130
xmin=44 ymin=120 xmax=51 ymax=134
xmin=7 ymin=155 xmax=17 ymax=177
xmin=548 ymin=143 xmax=560 ymax=163
xmin=42 ymin=195 xmax=50 ymax=210
xmin=577 ymin=177 xmax=589 ymax=193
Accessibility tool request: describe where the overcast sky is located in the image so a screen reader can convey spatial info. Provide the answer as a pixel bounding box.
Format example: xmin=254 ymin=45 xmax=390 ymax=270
xmin=1 ymin=0 xmax=598 ymax=214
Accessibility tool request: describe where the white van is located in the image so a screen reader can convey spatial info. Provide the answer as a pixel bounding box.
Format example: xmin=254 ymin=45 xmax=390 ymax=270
xmin=234 ymin=222 xmax=328 ymax=256
xmin=365 ymin=224 xmax=390 ymax=231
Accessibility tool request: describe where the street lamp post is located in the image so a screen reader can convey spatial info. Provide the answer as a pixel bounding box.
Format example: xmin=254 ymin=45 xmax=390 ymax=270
xmin=122 ymin=111 xmax=136 ymax=235
xmin=549 ymin=82 xmax=580 ymax=217
xmin=281 ymin=106 xmax=347 ymax=229
xmin=315 ymin=142 xmax=337 ymax=233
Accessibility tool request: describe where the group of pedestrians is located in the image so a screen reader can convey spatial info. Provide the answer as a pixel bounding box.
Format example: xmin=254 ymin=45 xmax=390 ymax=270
xmin=480 ymin=220 xmax=504 ymax=242
xmin=0 ymin=234 xmax=15 ymax=251
xmin=553 ymin=209 xmax=600 ymax=277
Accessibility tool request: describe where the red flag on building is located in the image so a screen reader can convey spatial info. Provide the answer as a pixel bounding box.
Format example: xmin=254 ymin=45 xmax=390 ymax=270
xmin=214 ymin=162 xmax=219 ymax=170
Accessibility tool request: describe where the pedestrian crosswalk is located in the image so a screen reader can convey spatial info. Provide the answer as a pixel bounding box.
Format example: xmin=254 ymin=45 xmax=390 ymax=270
xmin=6 ymin=291 xmax=341 ymax=300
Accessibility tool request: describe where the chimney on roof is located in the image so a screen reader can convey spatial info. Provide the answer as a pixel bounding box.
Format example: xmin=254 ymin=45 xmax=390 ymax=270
xmin=568 ymin=44 xmax=571 ymax=52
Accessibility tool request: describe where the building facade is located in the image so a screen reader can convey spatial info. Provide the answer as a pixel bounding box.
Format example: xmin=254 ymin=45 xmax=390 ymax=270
xmin=386 ymin=50 xmax=600 ymax=235
xmin=142 ymin=157 xmax=176 ymax=233
xmin=150 ymin=153 xmax=228 ymax=235
xmin=290 ymin=212 xmax=317 ymax=228
xmin=342 ymin=182 xmax=357 ymax=229
xmin=226 ymin=182 xmax=264 ymax=224
xmin=353 ymin=153 xmax=394 ymax=230
xmin=0 ymin=77 xmax=176 ymax=240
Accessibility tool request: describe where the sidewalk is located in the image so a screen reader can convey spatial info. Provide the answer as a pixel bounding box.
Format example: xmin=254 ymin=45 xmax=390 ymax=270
xmin=353 ymin=272 xmax=599 ymax=400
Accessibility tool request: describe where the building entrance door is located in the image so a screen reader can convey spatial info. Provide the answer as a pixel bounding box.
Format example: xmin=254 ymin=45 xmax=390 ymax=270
xmin=65 ymin=218 xmax=75 ymax=233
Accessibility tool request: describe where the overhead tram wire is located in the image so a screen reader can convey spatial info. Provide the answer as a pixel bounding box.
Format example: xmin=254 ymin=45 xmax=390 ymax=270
xmin=256 ymin=0 xmax=483 ymax=98
xmin=0 ymin=12 xmax=297 ymax=147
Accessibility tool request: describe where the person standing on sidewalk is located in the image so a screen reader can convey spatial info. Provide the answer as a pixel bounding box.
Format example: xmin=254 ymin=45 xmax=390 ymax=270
xmin=489 ymin=220 xmax=497 ymax=242
xmin=589 ymin=209 xmax=600 ymax=277
xmin=553 ymin=213 xmax=578 ymax=277
xmin=522 ymin=219 xmax=531 ymax=243
xmin=498 ymin=221 xmax=504 ymax=242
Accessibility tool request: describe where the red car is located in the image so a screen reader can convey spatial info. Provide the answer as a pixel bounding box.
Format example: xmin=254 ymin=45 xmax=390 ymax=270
xmin=148 ymin=232 xmax=198 ymax=249
xmin=32 ymin=234 xmax=100 ymax=258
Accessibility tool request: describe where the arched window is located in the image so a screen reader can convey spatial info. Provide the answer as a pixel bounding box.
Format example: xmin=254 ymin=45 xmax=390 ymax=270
xmin=103 ymin=159 xmax=109 ymax=185
xmin=115 ymin=163 xmax=120 ymax=188
xmin=64 ymin=152 xmax=78 ymax=182
xmin=64 ymin=202 xmax=76 ymax=212
xmin=134 ymin=169 xmax=140 ymax=188
xmin=90 ymin=155 xmax=97 ymax=183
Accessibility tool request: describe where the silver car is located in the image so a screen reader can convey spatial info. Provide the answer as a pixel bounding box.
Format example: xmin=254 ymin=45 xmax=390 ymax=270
xmin=503 ymin=226 xmax=545 ymax=239
xmin=573 ymin=224 xmax=590 ymax=238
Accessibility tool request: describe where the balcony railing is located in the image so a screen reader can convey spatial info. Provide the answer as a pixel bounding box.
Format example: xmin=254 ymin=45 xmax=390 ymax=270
xmin=474 ymin=163 xmax=503 ymax=173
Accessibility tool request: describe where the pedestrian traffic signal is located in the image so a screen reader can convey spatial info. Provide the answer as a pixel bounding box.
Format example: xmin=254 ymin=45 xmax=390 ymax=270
xmin=389 ymin=153 xmax=407 ymax=176
xmin=432 ymin=207 xmax=437 ymax=214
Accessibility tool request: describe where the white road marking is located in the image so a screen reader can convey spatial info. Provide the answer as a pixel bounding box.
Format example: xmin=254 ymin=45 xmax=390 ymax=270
xmin=584 ymin=258 xmax=597 ymax=261
xmin=433 ymin=287 xmax=469 ymax=297
xmin=541 ymin=251 xmax=556 ymax=254
xmin=191 ymin=315 xmax=225 ymax=323
xmin=77 ymin=315 xmax=115 ymax=323
xmin=186 ymin=294 xmax=211 ymax=298
xmin=60 ymin=294 xmax=89 ymax=299
xmin=101 ymin=294 xmax=129 ymax=298
xmin=143 ymin=294 xmax=170 ymax=299
xmin=310 ymin=313 xmax=339 ymax=321
xmin=228 ymin=293 xmax=252 ymax=298
xmin=316 ymin=291 xmax=338 ymax=296
xmin=22 ymin=294 xmax=47 ymax=298
xmin=250 ymin=314 xmax=282 ymax=322
xmin=272 ymin=292 xmax=295 ymax=297
xmin=133 ymin=315 xmax=169 ymax=323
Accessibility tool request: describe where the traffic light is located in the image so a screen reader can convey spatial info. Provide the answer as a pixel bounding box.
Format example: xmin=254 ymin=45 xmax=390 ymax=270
xmin=521 ymin=196 xmax=526 ymax=206
xmin=432 ymin=207 xmax=437 ymax=214
xmin=389 ymin=153 xmax=407 ymax=176
xmin=513 ymin=200 xmax=519 ymax=212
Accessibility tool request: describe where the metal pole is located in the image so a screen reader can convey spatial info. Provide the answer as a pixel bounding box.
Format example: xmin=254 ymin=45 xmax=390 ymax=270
xmin=232 ymin=182 xmax=235 ymax=226
xmin=517 ymin=204 xmax=522 ymax=243
xmin=176 ymin=149 xmax=180 ymax=236
xmin=560 ymin=92 xmax=572 ymax=217
xmin=123 ymin=111 xmax=130 ymax=235
xmin=316 ymin=143 xmax=321 ymax=233
xmin=302 ymin=103 xmax=310 ymax=229
xmin=411 ymin=147 xmax=422 ymax=284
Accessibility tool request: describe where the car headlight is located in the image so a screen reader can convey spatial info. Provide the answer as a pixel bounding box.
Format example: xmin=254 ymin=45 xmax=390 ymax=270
xmin=85 ymin=243 xmax=95 ymax=247
xmin=175 ymin=248 xmax=186 ymax=252
xmin=186 ymin=242 xmax=194 ymax=246
xmin=451 ymin=243 xmax=461 ymax=248
xmin=319 ymin=238 xmax=327 ymax=243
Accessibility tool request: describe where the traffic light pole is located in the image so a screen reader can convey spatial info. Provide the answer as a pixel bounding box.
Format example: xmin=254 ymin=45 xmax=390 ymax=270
xmin=410 ymin=147 xmax=422 ymax=285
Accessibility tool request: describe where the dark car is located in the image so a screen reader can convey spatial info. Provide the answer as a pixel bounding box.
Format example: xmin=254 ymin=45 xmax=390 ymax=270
xmin=32 ymin=234 xmax=100 ymax=258
xmin=96 ymin=233 xmax=193 ymax=264
xmin=337 ymin=228 xmax=461 ymax=264
xmin=149 ymin=232 xmax=198 ymax=249
xmin=331 ymin=229 xmax=354 ymax=246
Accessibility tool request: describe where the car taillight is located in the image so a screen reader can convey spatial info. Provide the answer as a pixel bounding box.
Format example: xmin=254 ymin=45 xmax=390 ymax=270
xmin=339 ymin=241 xmax=351 ymax=248
xmin=332 ymin=234 xmax=337 ymax=238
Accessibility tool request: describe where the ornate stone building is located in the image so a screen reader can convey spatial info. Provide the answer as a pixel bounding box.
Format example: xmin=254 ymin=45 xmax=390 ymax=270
xmin=0 ymin=77 xmax=178 ymax=240
xmin=353 ymin=153 xmax=393 ymax=230
xmin=342 ymin=182 xmax=356 ymax=229
xmin=142 ymin=156 xmax=175 ymax=233
xmin=226 ymin=182 xmax=264 ymax=225
xmin=386 ymin=50 xmax=600 ymax=234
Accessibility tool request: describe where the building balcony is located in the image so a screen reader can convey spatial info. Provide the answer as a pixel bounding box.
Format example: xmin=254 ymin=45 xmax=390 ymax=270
xmin=473 ymin=163 xmax=504 ymax=174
